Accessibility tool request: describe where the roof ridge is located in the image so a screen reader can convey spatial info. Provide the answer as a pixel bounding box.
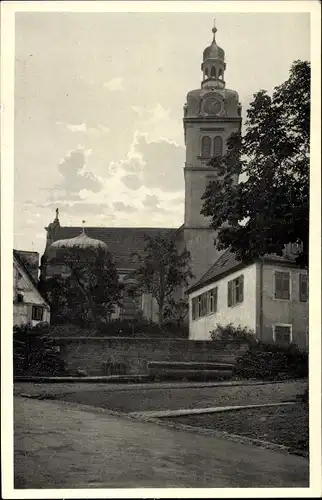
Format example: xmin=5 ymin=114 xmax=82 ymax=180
xmin=13 ymin=251 xmax=49 ymax=306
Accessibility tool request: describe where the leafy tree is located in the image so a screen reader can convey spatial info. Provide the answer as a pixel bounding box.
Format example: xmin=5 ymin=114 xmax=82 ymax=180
xmin=164 ymin=297 xmax=189 ymax=328
xmin=201 ymin=60 xmax=310 ymax=268
xmin=130 ymin=234 xmax=193 ymax=326
xmin=47 ymin=246 xmax=123 ymax=327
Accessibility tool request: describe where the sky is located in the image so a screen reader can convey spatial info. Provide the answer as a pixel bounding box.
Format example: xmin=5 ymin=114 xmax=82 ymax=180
xmin=14 ymin=11 xmax=310 ymax=257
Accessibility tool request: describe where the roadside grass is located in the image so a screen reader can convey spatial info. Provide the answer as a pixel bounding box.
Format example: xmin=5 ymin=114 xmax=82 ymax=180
xmin=162 ymin=403 xmax=308 ymax=454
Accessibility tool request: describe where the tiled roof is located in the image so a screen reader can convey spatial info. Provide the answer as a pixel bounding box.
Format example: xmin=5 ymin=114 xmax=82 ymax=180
xmin=50 ymin=227 xmax=177 ymax=269
xmin=13 ymin=250 xmax=49 ymax=305
xmin=188 ymin=247 xmax=300 ymax=293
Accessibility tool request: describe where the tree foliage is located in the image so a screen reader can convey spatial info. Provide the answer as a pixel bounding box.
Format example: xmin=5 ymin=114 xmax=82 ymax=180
xmin=201 ymin=60 xmax=310 ymax=268
xmin=43 ymin=246 xmax=123 ymax=326
xmin=130 ymin=234 xmax=193 ymax=325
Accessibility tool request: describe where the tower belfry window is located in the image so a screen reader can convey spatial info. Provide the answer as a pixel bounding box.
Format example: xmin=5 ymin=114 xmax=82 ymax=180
xmin=211 ymin=67 xmax=216 ymax=78
xmin=201 ymin=136 xmax=211 ymax=158
xmin=214 ymin=136 xmax=223 ymax=157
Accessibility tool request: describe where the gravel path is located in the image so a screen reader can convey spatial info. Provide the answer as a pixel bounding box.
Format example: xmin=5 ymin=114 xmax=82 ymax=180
xmin=14 ymin=396 xmax=309 ymax=489
xmin=14 ymin=380 xmax=307 ymax=414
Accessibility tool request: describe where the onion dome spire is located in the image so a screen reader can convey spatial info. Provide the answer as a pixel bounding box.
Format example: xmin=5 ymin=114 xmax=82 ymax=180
xmin=201 ymin=18 xmax=226 ymax=89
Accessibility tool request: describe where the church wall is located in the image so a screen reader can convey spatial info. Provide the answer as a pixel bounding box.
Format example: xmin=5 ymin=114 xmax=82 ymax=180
xmin=183 ymin=227 xmax=223 ymax=286
xmin=184 ymin=119 xmax=240 ymax=229
xmin=54 ymin=336 xmax=247 ymax=376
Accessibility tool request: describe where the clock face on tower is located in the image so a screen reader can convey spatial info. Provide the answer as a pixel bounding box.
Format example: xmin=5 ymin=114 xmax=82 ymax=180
xmin=202 ymin=95 xmax=223 ymax=116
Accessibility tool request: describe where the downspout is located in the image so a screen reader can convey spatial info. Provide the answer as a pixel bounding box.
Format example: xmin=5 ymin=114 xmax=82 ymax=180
xmin=259 ymin=258 xmax=264 ymax=341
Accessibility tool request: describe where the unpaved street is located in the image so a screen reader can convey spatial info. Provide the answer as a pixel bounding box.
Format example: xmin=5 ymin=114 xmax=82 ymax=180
xmin=14 ymin=396 xmax=309 ymax=488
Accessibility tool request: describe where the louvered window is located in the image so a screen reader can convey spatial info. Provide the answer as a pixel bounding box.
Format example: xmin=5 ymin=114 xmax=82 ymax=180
xmin=228 ymin=275 xmax=244 ymax=307
xmin=213 ymin=136 xmax=223 ymax=157
xmin=275 ymin=271 xmax=290 ymax=300
xmin=273 ymin=324 xmax=292 ymax=344
xmin=207 ymin=287 xmax=218 ymax=314
xmin=201 ymin=136 xmax=211 ymax=158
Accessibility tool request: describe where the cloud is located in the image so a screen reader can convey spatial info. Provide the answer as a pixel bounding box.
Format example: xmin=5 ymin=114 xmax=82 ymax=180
xmin=56 ymin=121 xmax=110 ymax=135
xmin=57 ymin=147 xmax=103 ymax=194
xmin=120 ymin=134 xmax=185 ymax=192
xmin=103 ymin=77 xmax=124 ymax=91
xmin=121 ymin=174 xmax=143 ymax=190
xmin=142 ymin=194 xmax=160 ymax=209
xmin=42 ymin=200 xmax=111 ymax=216
xmin=42 ymin=147 xmax=105 ymax=209
xmin=113 ymin=201 xmax=137 ymax=213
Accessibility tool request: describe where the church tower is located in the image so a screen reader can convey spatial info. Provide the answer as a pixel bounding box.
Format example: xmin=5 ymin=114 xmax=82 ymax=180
xmin=182 ymin=20 xmax=242 ymax=283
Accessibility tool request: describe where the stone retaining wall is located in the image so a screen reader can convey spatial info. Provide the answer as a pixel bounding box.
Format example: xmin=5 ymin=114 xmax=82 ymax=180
xmin=53 ymin=337 xmax=248 ymax=376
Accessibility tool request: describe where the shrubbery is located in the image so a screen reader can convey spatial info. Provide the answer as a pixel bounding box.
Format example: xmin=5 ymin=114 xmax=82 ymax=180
xmin=234 ymin=341 xmax=308 ymax=380
xmin=210 ymin=323 xmax=308 ymax=381
xmin=28 ymin=318 xmax=189 ymax=339
xmin=210 ymin=323 xmax=257 ymax=345
xmin=13 ymin=322 xmax=64 ymax=376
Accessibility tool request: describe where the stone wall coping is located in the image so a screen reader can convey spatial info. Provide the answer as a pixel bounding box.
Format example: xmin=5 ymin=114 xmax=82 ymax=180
xmin=50 ymin=336 xmax=247 ymax=346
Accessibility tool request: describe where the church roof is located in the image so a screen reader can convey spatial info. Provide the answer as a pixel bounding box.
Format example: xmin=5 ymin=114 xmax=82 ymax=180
xmin=48 ymin=226 xmax=177 ymax=269
xmin=188 ymin=247 xmax=301 ymax=294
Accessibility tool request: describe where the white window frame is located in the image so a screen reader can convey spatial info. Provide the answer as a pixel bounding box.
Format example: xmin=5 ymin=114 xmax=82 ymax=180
xmin=272 ymin=323 xmax=293 ymax=343
xmin=32 ymin=305 xmax=44 ymax=322
xmin=274 ymin=270 xmax=292 ymax=301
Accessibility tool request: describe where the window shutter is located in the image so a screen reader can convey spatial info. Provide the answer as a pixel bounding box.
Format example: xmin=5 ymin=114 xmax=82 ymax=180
xmin=192 ymin=298 xmax=197 ymax=320
xmin=299 ymin=274 xmax=308 ymax=302
xmin=238 ymin=275 xmax=244 ymax=303
xmin=282 ymin=272 xmax=290 ymax=300
xmin=275 ymin=272 xmax=282 ymax=299
xmin=202 ymin=293 xmax=208 ymax=316
xmin=228 ymin=281 xmax=233 ymax=307
xmin=214 ymin=287 xmax=218 ymax=312
xmin=207 ymin=290 xmax=212 ymax=313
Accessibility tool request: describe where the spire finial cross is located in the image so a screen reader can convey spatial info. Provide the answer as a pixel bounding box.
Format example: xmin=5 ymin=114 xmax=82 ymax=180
xmin=212 ymin=17 xmax=217 ymax=37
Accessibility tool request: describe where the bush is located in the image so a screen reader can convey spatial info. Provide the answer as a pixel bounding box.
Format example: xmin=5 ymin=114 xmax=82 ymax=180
xmin=13 ymin=323 xmax=64 ymax=376
xmin=234 ymin=341 xmax=308 ymax=380
xmin=210 ymin=323 xmax=257 ymax=346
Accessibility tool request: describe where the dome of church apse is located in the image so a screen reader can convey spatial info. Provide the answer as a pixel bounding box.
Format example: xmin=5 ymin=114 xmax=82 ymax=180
xmin=50 ymin=227 xmax=107 ymax=251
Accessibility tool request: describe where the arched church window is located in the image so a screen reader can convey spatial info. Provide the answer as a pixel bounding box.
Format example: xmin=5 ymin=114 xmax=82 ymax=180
xmin=205 ymin=68 xmax=208 ymax=78
xmin=213 ymin=136 xmax=223 ymax=157
xmin=218 ymin=69 xmax=223 ymax=79
xmin=201 ymin=136 xmax=211 ymax=158
xmin=211 ymin=67 xmax=216 ymax=78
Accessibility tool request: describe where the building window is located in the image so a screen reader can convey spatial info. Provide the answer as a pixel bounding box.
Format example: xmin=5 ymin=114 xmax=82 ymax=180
xmin=207 ymin=287 xmax=218 ymax=314
xmin=201 ymin=136 xmax=211 ymax=158
xmin=228 ymin=275 xmax=244 ymax=307
xmin=32 ymin=306 xmax=43 ymax=321
xmin=192 ymin=287 xmax=218 ymax=320
xmin=16 ymin=291 xmax=24 ymax=303
xmin=299 ymin=274 xmax=308 ymax=302
xmin=211 ymin=66 xmax=216 ymax=78
xmin=273 ymin=324 xmax=292 ymax=344
xmin=213 ymin=136 xmax=223 ymax=157
xmin=275 ymin=271 xmax=291 ymax=300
